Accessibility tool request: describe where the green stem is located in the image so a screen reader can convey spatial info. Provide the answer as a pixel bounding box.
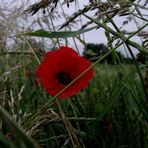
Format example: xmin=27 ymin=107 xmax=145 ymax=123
xmin=126 ymin=45 xmax=148 ymax=100
xmin=107 ymin=15 xmax=148 ymax=100
xmin=83 ymin=14 xmax=148 ymax=55
xmin=59 ymin=2 xmax=80 ymax=54
xmin=48 ymin=8 xmax=60 ymax=47
xmin=23 ymin=25 xmax=146 ymax=129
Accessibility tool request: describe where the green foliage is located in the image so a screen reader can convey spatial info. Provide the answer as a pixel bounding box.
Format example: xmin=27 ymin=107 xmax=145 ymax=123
xmin=0 ymin=105 xmax=39 ymax=148
xmin=0 ymin=0 xmax=148 ymax=147
xmin=0 ymin=52 xmax=147 ymax=147
xmin=24 ymin=26 xmax=97 ymax=39
xmin=84 ymin=43 xmax=126 ymax=64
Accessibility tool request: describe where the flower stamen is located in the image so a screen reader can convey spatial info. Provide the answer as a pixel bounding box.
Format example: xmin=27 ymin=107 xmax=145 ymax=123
xmin=56 ymin=72 xmax=72 ymax=85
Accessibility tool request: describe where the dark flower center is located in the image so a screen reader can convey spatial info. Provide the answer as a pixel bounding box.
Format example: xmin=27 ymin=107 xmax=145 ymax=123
xmin=56 ymin=72 xmax=72 ymax=85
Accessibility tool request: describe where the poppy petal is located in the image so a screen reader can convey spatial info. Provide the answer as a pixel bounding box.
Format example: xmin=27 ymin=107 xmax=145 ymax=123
xmin=36 ymin=46 xmax=94 ymax=99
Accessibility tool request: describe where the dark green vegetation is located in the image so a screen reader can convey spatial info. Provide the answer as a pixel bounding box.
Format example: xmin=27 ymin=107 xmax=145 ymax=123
xmin=0 ymin=52 xmax=147 ymax=147
xmin=0 ymin=0 xmax=148 ymax=148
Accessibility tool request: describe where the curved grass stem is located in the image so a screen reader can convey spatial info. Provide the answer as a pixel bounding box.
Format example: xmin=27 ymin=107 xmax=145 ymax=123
xmin=23 ymin=24 xmax=146 ymax=129
xmin=83 ymin=14 xmax=148 ymax=55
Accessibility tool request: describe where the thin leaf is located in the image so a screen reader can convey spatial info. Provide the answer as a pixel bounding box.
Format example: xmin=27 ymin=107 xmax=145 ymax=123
xmin=0 ymin=105 xmax=39 ymax=148
xmin=24 ymin=26 xmax=97 ymax=38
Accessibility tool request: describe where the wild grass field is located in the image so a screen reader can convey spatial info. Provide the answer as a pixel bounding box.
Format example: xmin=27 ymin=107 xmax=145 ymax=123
xmin=0 ymin=0 xmax=148 ymax=148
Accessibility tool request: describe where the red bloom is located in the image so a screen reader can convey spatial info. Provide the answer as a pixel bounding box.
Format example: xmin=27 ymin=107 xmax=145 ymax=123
xmin=36 ymin=46 xmax=94 ymax=99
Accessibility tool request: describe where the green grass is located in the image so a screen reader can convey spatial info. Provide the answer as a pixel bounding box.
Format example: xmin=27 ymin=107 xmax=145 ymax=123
xmin=0 ymin=1 xmax=148 ymax=147
xmin=0 ymin=52 xmax=147 ymax=147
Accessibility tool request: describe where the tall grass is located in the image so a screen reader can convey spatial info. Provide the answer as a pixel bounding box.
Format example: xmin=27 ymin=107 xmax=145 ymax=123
xmin=0 ymin=0 xmax=148 ymax=147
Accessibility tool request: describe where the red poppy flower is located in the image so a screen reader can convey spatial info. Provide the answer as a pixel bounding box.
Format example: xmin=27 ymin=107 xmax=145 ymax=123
xmin=36 ymin=46 xmax=94 ymax=99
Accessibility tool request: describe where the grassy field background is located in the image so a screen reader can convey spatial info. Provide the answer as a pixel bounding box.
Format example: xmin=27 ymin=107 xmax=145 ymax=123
xmin=0 ymin=0 xmax=148 ymax=148
xmin=0 ymin=52 xmax=147 ymax=147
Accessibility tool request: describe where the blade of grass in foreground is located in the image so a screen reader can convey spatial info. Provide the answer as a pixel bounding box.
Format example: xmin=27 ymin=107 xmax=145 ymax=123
xmin=23 ymin=26 xmax=97 ymax=38
xmin=83 ymin=14 xmax=148 ymax=55
xmin=0 ymin=105 xmax=39 ymax=148
xmin=0 ymin=131 xmax=17 ymax=148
